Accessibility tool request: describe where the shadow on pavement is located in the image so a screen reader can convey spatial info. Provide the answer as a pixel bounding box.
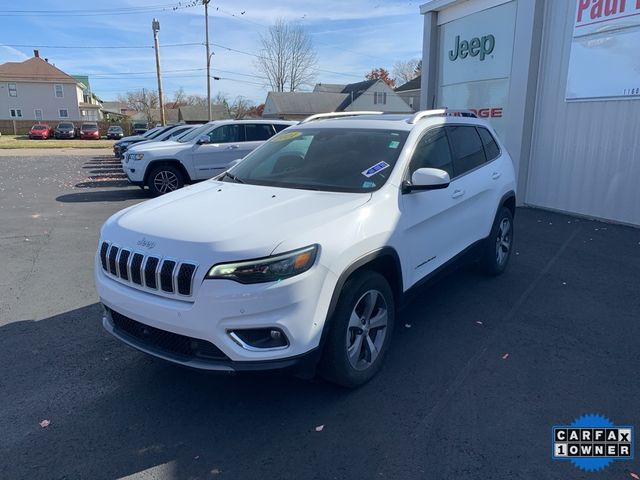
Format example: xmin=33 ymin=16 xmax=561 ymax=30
xmin=56 ymin=188 xmax=148 ymax=203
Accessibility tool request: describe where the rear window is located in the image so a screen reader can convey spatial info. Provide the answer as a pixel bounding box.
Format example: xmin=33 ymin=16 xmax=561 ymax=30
xmin=477 ymin=127 xmax=500 ymax=161
xmin=33 ymin=125 xmax=46 ymax=130
xmin=57 ymin=123 xmax=73 ymax=129
xmin=245 ymin=123 xmax=274 ymax=141
xmin=447 ymin=125 xmax=486 ymax=176
xmin=82 ymin=124 xmax=98 ymax=130
xmin=108 ymin=126 xmax=122 ymax=131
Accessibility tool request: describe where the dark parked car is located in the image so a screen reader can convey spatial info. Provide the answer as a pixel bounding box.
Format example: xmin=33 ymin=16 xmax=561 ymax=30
xmin=113 ymin=124 xmax=183 ymax=158
xmin=54 ymin=122 xmax=76 ymax=139
xmin=80 ymin=123 xmax=100 ymax=140
xmin=107 ymin=126 xmax=124 ymax=139
xmin=132 ymin=122 xmax=148 ymax=135
xmin=29 ymin=124 xmax=54 ymax=139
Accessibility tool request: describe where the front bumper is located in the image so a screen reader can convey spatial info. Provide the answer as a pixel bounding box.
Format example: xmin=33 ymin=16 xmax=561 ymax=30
xmin=96 ymin=256 xmax=334 ymax=370
xmin=122 ymin=156 xmax=145 ymax=182
xmin=56 ymin=131 xmax=74 ymax=138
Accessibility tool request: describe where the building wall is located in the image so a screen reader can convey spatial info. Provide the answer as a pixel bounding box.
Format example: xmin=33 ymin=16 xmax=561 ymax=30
xmin=397 ymin=90 xmax=420 ymax=111
xmin=346 ymin=82 xmax=413 ymax=113
xmin=525 ymin=0 xmax=640 ymax=226
xmin=0 ymin=81 xmax=82 ymax=121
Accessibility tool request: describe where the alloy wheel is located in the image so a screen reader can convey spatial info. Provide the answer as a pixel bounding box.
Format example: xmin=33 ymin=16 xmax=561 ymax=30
xmin=345 ymin=289 xmax=388 ymax=370
xmin=153 ymin=170 xmax=179 ymax=194
xmin=495 ymin=217 xmax=512 ymax=265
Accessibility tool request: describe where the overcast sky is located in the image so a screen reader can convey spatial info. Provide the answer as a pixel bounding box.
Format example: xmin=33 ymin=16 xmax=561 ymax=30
xmin=0 ymin=1 xmax=423 ymax=104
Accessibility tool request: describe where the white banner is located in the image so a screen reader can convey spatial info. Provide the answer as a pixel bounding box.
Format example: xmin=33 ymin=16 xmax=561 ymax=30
xmin=566 ymin=0 xmax=640 ymax=101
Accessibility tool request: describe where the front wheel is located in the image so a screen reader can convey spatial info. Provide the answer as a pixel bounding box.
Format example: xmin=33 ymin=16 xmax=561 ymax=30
xmin=480 ymin=206 xmax=514 ymax=276
xmin=146 ymin=165 xmax=184 ymax=196
xmin=319 ymin=271 xmax=395 ymax=388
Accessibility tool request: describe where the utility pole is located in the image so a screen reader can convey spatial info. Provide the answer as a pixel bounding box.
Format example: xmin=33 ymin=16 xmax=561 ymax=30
xmin=204 ymin=0 xmax=212 ymax=121
xmin=152 ymin=18 xmax=166 ymax=125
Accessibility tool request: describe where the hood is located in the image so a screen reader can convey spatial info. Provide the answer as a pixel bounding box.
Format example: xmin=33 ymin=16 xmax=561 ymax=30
xmin=56 ymin=126 xmax=73 ymax=131
xmin=101 ymin=180 xmax=371 ymax=262
xmin=127 ymin=140 xmax=181 ymax=153
xmin=117 ymin=135 xmax=146 ymax=144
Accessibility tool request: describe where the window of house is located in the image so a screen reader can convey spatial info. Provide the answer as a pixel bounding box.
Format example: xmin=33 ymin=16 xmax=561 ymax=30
xmin=244 ymin=124 xmax=274 ymax=141
xmin=35 ymin=109 xmax=43 ymax=121
xmin=10 ymin=109 xmax=23 ymax=118
xmin=59 ymin=109 xmax=69 ymax=118
xmin=409 ymin=127 xmax=454 ymax=178
xmin=374 ymin=92 xmax=387 ymax=105
xmin=8 ymin=83 xmax=17 ymax=97
xmin=54 ymin=84 xmax=64 ymax=98
xmin=447 ymin=125 xmax=487 ymax=176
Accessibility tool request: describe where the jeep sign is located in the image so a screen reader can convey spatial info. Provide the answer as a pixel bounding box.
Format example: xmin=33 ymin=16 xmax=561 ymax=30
xmin=448 ymin=34 xmax=495 ymax=61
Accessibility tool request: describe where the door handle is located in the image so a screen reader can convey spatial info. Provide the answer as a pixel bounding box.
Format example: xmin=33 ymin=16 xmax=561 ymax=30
xmin=451 ymin=189 xmax=465 ymax=199
xmin=225 ymin=145 xmax=240 ymax=150
xmin=491 ymin=172 xmax=501 ymax=180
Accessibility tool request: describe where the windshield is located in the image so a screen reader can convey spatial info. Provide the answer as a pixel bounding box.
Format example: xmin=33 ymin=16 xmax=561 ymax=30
xmin=173 ymin=126 xmax=197 ymax=140
xmin=108 ymin=126 xmax=122 ymax=131
xmin=177 ymin=123 xmax=213 ymax=143
xmin=57 ymin=123 xmax=73 ymax=129
xmin=141 ymin=127 xmax=162 ymax=138
xmin=33 ymin=125 xmax=46 ymax=130
xmin=81 ymin=124 xmax=97 ymax=131
xmin=227 ymin=127 xmax=409 ymax=193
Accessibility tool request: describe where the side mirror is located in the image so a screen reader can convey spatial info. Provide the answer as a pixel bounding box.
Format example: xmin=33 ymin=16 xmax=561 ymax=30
xmin=197 ymin=134 xmax=211 ymax=145
xmin=402 ymin=168 xmax=450 ymax=194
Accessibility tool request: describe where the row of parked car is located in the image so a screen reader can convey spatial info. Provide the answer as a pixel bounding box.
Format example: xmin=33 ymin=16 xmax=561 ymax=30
xmin=27 ymin=123 xmax=126 ymax=140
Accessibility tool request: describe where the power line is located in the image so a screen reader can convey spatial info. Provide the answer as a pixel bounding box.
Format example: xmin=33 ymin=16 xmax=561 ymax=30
xmin=1 ymin=42 xmax=202 ymax=50
xmin=0 ymin=2 xmax=197 ymax=17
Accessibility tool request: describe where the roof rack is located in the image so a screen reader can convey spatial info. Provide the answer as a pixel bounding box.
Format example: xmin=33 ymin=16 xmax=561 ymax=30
xmin=299 ymin=111 xmax=384 ymax=124
xmin=407 ymin=109 xmax=478 ymax=124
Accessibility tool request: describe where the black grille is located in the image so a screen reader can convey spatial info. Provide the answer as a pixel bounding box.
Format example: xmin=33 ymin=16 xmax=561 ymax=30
xmin=177 ymin=263 xmax=196 ymax=295
xmin=100 ymin=242 xmax=109 ymax=270
xmin=109 ymin=309 xmax=228 ymax=361
xmin=144 ymin=257 xmax=160 ymax=289
xmin=108 ymin=246 xmax=119 ymax=275
xmin=118 ymin=249 xmax=130 ymax=281
xmin=130 ymin=253 xmax=144 ymax=285
xmin=160 ymin=260 xmax=176 ymax=292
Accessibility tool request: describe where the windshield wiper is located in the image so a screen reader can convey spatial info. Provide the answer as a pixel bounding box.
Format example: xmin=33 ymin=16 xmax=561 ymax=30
xmin=220 ymin=171 xmax=245 ymax=184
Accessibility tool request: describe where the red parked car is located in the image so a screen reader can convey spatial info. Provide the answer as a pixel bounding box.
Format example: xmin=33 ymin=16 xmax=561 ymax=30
xmin=80 ymin=123 xmax=100 ymax=140
xmin=28 ymin=124 xmax=54 ymax=139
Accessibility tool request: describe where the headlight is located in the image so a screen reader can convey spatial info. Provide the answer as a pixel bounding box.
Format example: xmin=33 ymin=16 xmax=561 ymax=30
xmin=129 ymin=153 xmax=144 ymax=161
xmin=206 ymin=245 xmax=318 ymax=284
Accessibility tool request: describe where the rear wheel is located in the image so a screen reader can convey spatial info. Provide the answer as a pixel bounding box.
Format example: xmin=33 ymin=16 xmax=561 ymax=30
xmin=147 ymin=165 xmax=184 ymax=196
xmin=480 ymin=206 xmax=514 ymax=275
xmin=319 ymin=271 xmax=395 ymax=388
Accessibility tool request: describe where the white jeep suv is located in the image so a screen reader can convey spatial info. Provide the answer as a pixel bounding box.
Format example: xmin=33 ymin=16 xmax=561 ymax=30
xmin=96 ymin=110 xmax=516 ymax=387
xmin=122 ymin=119 xmax=296 ymax=196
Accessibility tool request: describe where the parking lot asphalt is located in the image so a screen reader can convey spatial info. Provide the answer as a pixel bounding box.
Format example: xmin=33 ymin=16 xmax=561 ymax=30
xmin=0 ymin=152 xmax=638 ymax=480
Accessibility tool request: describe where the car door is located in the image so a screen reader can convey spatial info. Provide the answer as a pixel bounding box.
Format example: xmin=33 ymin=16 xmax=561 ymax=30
xmin=192 ymin=124 xmax=244 ymax=179
xmin=399 ymin=126 xmax=462 ymax=287
xmin=445 ymin=124 xmax=496 ymax=246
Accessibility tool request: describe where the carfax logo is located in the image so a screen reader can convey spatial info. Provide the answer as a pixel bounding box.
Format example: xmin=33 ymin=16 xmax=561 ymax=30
xmin=553 ymin=414 xmax=634 ymax=472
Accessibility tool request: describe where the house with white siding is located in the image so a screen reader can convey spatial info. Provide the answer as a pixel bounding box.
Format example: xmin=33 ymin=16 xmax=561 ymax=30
xmin=0 ymin=50 xmax=86 ymax=122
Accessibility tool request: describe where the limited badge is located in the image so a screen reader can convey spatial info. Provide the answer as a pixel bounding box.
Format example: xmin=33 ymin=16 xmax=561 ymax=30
xmin=552 ymin=414 xmax=634 ymax=472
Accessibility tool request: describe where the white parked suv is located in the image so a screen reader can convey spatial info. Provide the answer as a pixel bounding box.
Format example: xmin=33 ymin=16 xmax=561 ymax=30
xmin=96 ymin=110 xmax=516 ymax=387
xmin=122 ymin=119 xmax=296 ymax=196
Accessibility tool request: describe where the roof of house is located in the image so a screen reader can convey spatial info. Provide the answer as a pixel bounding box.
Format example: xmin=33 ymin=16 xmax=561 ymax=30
xmin=178 ymin=104 xmax=229 ymax=122
xmin=395 ymin=75 xmax=422 ymax=92
xmin=0 ymin=57 xmax=80 ymax=84
xmin=266 ymin=92 xmax=349 ymax=115
xmin=335 ymin=79 xmax=379 ymax=111
xmin=313 ymin=83 xmax=347 ymax=93
xmin=149 ymin=108 xmax=180 ymax=123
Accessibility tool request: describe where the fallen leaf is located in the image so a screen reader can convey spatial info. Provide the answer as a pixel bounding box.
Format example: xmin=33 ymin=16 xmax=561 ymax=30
xmin=502 ymin=353 xmax=509 ymax=360
xmin=476 ymin=321 xmax=483 ymax=325
xmin=194 ymin=455 xmax=199 ymax=460
xmin=315 ymin=425 xmax=324 ymax=432
xmin=562 ymin=282 xmax=567 ymax=285
xmin=210 ymin=468 xmax=221 ymax=475
xmin=630 ymin=473 xmax=640 ymax=480
xmin=404 ymin=324 xmax=412 ymax=329
xmin=39 ymin=420 xmax=50 ymax=428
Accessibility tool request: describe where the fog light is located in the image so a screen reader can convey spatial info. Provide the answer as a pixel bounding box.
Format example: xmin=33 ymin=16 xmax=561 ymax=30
xmin=229 ymin=328 xmax=289 ymax=350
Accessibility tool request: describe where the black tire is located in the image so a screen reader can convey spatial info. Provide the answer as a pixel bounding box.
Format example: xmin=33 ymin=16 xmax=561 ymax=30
xmin=479 ymin=206 xmax=514 ymax=276
xmin=319 ymin=270 xmax=395 ymax=388
xmin=146 ymin=164 xmax=184 ymax=197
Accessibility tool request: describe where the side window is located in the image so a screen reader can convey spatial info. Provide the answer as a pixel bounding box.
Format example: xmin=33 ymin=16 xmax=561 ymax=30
xmin=447 ymin=125 xmax=486 ymax=176
xmin=409 ymin=127 xmax=454 ymax=177
xmin=208 ymin=124 xmax=242 ymax=144
xmin=244 ymin=123 xmax=274 ymax=141
xmin=476 ymin=127 xmax=500 ymax=161
xmin=273 ymin=123 xmax=290 ymax=133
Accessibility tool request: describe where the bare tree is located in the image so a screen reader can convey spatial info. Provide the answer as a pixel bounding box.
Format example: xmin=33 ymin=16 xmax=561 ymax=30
xmin=118 ymin=89 xmax=159 ymax=124
xmin=256 ymin=18 xmax=317 ymax=92
xmin=392 ymin=58 xmax=421 ymax=85
xmin=231 ymin=96 xmax=253 ymax=119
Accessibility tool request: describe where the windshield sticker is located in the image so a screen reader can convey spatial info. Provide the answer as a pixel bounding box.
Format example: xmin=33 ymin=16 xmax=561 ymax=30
xmin=272 ymin=131 xmax=302 ymax=142
xmin=362 ymin=161 xmax=390 ymax=178
xmin=388 ymin=140 xmax=400 ymax=149
xmin=362 ymin=180 xmax=376 ymax=188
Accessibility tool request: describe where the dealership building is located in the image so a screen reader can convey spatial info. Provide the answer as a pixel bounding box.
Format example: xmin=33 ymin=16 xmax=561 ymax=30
xmin=419 ymin=0 xmax=640 ymax=226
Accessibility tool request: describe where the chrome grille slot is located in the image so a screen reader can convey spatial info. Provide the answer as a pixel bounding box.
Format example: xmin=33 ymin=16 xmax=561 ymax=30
xmin=108 ymin=246 xmax=119 ymax=275
xmin=130 ymin=253 xmax=144 ymax=285
xmin=160 ymin=260 xmax=176 ymax=293
xmin=118 ymin=249 xmax=131 ymax=281
xmin=144 ymin=257 xmax=160 ymax=289
xmin=100 ymin=242 xmax=109 ymax=270
xmin=177 ymin=263 xmax=197 ymax=296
